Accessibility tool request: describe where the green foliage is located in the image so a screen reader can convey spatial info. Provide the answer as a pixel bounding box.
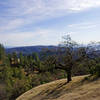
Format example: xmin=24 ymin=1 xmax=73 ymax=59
xmin=43 ymin=55 xmax=56 ymax=72
xmin=4 ymin=67 xmax=32 ymax=99
xmin=13 ymin=67 xmax=25 ymax=79
xmin=8 ymin=78 xmax=32 ymax=100
xmin=32 ymin=53 xmax=46 ymax=72
xmin=19 ymin=53 xmax=24 ymax=65
xmin=0 ymin=44 xmax=5 ymax=61
xmin=89 ymin=64 xmax=100 ymax=77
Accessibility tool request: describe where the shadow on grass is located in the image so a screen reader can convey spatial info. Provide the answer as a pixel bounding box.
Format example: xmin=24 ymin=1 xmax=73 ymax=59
xmin=32 ymin=82 xmax=68 ymax=100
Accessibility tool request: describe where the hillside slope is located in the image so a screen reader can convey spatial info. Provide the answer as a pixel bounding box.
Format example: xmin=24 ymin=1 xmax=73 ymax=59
xmin=16 ymin=75 xmax=100 ymax=100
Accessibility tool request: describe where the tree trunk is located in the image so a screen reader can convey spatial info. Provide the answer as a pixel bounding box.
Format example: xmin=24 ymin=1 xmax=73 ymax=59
xmin=66 ymin=69 xmax=72 ymax=83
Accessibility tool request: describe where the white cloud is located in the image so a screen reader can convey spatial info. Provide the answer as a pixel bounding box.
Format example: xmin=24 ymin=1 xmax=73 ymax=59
xmin=68 ymin=22 xmax=98 ymax=29
xmin=0 ymin=0 xmax=100 ymax=32
xmin=68 ymin=0 xmax=100 ymax=11
xmin=0 ymin=29 xmax=60 ymax=46
xmin=0 ymin=32 xmax=35 ymax=46
xmin=4 ymin=0 xmax=100 ymax=16
xmin=0 ymin=19 xmax=24 ymax=32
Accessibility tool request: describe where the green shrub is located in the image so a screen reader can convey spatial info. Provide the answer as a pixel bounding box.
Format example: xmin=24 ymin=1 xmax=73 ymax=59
xmin=89 ymin=64 xmax=100 ymax=77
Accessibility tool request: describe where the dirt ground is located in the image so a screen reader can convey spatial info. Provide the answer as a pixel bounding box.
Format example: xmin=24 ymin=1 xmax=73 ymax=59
xmin=16 ymin=75 xmax=100 ymax=100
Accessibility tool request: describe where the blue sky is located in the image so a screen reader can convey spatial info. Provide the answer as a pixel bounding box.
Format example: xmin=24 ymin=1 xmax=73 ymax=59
xmin=0 ymin=0 xmax=100 ymax=47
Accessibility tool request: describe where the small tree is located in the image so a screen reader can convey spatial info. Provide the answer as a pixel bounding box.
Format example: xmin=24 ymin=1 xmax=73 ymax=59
xmin=32 ymin=53 xmax=45 ymax=73
xmin=0 ymin=44 xmax=6 ymax=62
xmin=57 ymin=34 xmax=78 ymax=83
xmin=19 ymin=52 xmax=24 ymax=66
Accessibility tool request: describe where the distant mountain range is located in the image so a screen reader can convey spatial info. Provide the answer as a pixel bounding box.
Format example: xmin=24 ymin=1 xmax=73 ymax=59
xmin=5 ymin=45 xmax=100 ymax=58
xmin=6 ymin=45 xmax=59 ymax=55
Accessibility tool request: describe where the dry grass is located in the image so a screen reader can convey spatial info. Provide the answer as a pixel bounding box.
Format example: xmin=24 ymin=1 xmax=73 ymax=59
xmin=16 ymin=75 xmax=100 ymax=100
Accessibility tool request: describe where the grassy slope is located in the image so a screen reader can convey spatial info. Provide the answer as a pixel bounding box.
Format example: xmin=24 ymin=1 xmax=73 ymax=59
xmin=16 ymin=75 xmax=100 ymax=100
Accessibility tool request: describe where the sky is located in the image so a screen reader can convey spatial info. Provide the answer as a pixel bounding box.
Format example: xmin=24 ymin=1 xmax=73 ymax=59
xmin=0 ymin=0 xmax=100 ymax=47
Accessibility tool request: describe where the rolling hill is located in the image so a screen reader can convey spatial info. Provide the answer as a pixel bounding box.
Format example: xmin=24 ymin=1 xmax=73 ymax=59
xmin=6 ymin=45 xmax=58 ymax=55
xmin=16 ymin=75 xmax=100 ymax=100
